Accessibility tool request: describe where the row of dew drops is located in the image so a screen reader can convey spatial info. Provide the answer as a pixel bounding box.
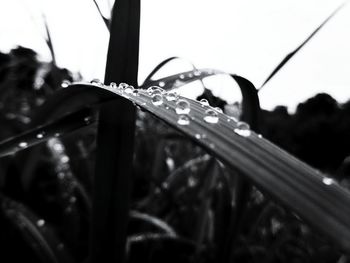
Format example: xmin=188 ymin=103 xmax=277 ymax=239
xmin=126 ymin=83 xmax=337 ymax=187
xmin=88 ymin=79 xmax=252 ymax=138
xmin=48 ymin=79 xmax=341 ymax=187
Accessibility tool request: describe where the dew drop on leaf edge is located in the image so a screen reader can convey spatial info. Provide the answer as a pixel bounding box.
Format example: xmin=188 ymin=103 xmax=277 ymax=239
xmin=110 ymin=82 xmax=117 ymax=89
xmin=177 ymin=115 xmax=190 ymax=125
xmin=152 ymin=94 xmax=163 ymax=106
xmin=203 ymin=109 xmax=219 ymax=124
xmin=165 ymin=91 xmax=178 ymax=101
xmin=124 ymin=85 xmax=134 ymax=94
xmin=19 ymin=142 xmax=28 ymax=148
xmin=175 ymin=99 xmax=190 ymax=115
xmin=234 ymin=122 xmax=251 ymax=137
xmin=199 ymin=98 xmax=209 ymax=107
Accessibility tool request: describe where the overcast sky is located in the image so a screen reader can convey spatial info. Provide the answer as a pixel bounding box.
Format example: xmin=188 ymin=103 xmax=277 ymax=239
xmin=0 ymin=0 xmax=349 ymax=111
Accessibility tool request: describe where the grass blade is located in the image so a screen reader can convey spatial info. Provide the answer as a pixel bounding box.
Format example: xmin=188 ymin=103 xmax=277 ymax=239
xmin=91 ymin=0 xmax=140 ymax=262
xmin=259 ymin=2 xmax=347 ymax=90
xmin=3 ymin=82 xmax=350 ymax=253
xmin=92 ymin=0 xmax=110 ymax=29
xmin=42 ymin=15 xmax=56 ymax=65
xmin=142 ymin=57 xmax=197 ymax=85
xmin=84 ymin=83 xmax=350 ymax=252
xmin=141 ymin=68 xmax=225 ymax=90
xmin=0 ymin=108 xmax=95 ymax=158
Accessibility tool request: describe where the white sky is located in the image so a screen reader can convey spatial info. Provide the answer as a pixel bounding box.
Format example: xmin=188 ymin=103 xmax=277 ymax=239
xmin=0 ymin=0 xmax=349 ymax=111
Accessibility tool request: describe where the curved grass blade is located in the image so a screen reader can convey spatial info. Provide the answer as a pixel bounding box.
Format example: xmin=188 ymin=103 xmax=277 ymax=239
xmin=142 ymin=57 xmax=197 ymax=85
xmin=0 ymin=194 xmax=75 ymax=263
xmin=259 ymin=2 xmax=347 ymax=90
xmin=0 ymin=108 xmax=96 ymax=158
xmin=77 ymin=82 xmax=350 ymax=253
xmin=231 ymin=74 xmax=260 ymax=130
xmin=142 ymin=70 xmax=261 ymax=136
xmin=130 ymin=210 xmax=177 ymax=237
xmin=1 ymin=82 xmax=349 ymax=252
xmin=140 ymin=68 xmax=224 ymax=90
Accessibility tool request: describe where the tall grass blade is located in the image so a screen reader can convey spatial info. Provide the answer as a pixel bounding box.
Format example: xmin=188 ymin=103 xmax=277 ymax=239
xmin=90 ymin=0 xmax=140 ymax=262
xmin=42 ymin=15 xmax=56 ymax=65
xmin=259 ymin=2 xmax=346 ymax=90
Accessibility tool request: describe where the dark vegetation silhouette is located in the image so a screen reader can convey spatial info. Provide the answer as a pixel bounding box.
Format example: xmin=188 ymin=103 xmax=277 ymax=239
xmin=0 ymin=46 xmax=74 ymax=136
xmin=261 ymin=93 xmax=350 ymax=177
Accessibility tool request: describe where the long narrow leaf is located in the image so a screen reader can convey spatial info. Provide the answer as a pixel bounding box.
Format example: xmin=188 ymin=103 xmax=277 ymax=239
xmin=141 ymin=68 xmax=225 ymax=90
xmin=259 ymin=2 xmax=346 ymax=90
xmin=0 ymin=108 xmax=95 ymax=158
xmin=2 ymin=82 xmax=349 ymax=252
xmin=91 ymin=0 xmax=140 ymax=262
xmin=143 ymin=57 xmax=197 ymax=85
xmin=42 ymin=15 xmax=56 ymax=65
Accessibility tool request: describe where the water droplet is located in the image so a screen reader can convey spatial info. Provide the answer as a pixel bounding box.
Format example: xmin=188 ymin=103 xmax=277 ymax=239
xmin=152 ymin=94 xmax=163 ymax=106
xmin=147 ymin=86 xmax=164 ymax=95
xmin=36 ymin=133 xmax=44 ymax=139
xmin=60 ymin=156 xmax=69 ymax=163
xmin=179 ymin=74 xmax=185 ymax=79
xmin=61 ymin=80 xmax=71 ymax=88
xmin=158 ymin=81 xmax=165 ymax=87
xmin=214 ymin=107 xmax=223 ymax=113
xmin=227 ymin=116 xmax=238 ymax=122
xmin=165 ymin=91 xmax=178 ymax=101
xmin=188 ymin=73 xmax=193 ymax=78
xmin=177 ymin=115 xmax=190 ymax=125
xmin=91 ymin=79 xmax=103 ymax=86
xmin=58 ymin=173 xmax=65 ymax=179
xmin=203 ymin=109 xmax=219 ymax=124
xmin=57 ymin=244 xmax=64 ymax=250
xmin=110 ymin=82 xmax=117 ymax=89
xmin=19 ymin=142 xmax=28 ymax=148
xmin=52 ymin=143 xmax=64 ymax=152
xmin=258 ymin=134 xmax=263 ymax=138
xmin=209 ymin=143 xmax=215 ymax=149
xmin=199 ymin=98 xmax=209 ymax=107
xmin=37 ymin=219 xmax=45 ymax=227
xmin=124 ymin=85 xmax=134 ymax=94
xmin=166 ymin=157 xmax=175 ymax=171
xmin=84 ymin=116 xmax=92 ymax=124
xmin=188 ymin=177 xmax=197 ymax=187
xmin=234 ymin=122 xmax=251 ymax=137
xmin=132 ymin=89 xmax=139 ymax=96
xmin=322 ymin=177 xmax=334 ymax=185
xmin=70 ymin=196 xmax=77 ymax=204
xmin=194 ymin=70 xmax=201 ymax=76
xmin=118 ymin=83 xmax=128 ymax=90
xmin=195 ymin=134 xmax=201 ymax=139
xmin=175 ymin=99 xmax=190 ymax=114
